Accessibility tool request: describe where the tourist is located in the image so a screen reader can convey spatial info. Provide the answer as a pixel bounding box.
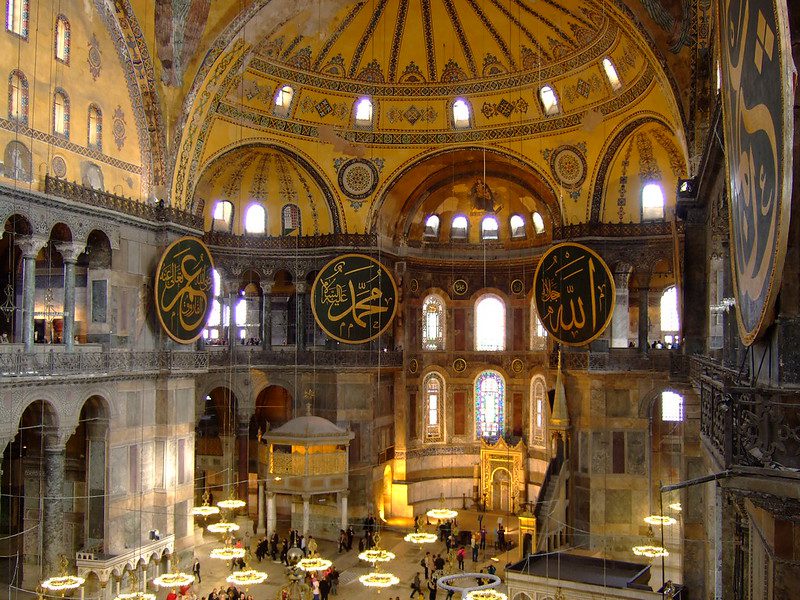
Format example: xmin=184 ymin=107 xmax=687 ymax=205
xmin=192 ymin=556 xmax=201 ymax=583
xmin=338 ymin=529 xmax=347 ymax=553
xmin=421 ymin=552 xmax=431 ymax=579
xmin=427 ymin=578 xmax=437 ymax=600
xmin=456 ymin=546 xmax=466 ymax=570
xmin=410 ymin=572 xmax=422 ymax=598
xmin=425 ymin=552 xmax=434 ymax=580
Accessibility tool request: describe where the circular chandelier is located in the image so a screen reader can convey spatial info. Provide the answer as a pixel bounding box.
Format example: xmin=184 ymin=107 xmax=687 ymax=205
xmin=114 ymin=593 xmax=156 ymax=600
xmin=358 ymin=549 xmax=396 ymax=564
xmin=668 ymin=502 xmax=682 ymax=512
xmin=207 ymin=521 xmax=240 ymax=534
xmin=192 ymin=490 xmax=220 ymax=517
xmin=426 ymin=508 xmax=458 ymax=521
xmin=297 ymin=557 xmax=333 ymax=572
xmin=210 ymin=546 xmax=247 ymax=560
xmin=217 ymin=498 xmax=246 ymax=510
xmin=632 ymin=545 xmax=670 ymax=558
xmin=227 ymin=569 xmax=268 ymax=587
xmin=644 ymin=515 xmax=678 ymax=526
xmin=465 ymin=591 xmax=508 ymax=600
xmin=404 ymin=532 xmax=437 ymax=545
xmin=152 ymin=572 xmax=195 ymax=588
xmin=41 ymin=556 xmax=85 ymax=592
xmin=359 ymin=572 xmax=400 ymax=588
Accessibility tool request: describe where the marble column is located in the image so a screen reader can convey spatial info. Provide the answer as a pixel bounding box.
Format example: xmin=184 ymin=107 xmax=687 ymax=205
xmin=611 ymin=269 xmax=631 ymax=348
xmin=236 ymin=421 xmax=249 ymax=507
xmin=257 ymin=481 xmax=266 ymax=534
xmin=55 ymin=242 xmax=85 ymax=350
xmin=43 ymin=435 xmax=66 ymax=572
xmin=16 ymin=235 xmax=47 ymax=351
xmin=228 ymin=291 xmax=239 ymax=347
xmin=637 ymin=285 xmax=650 ymax=354
xmin=266 ymin=492 xmax=277 ymax=537
xmin=262 ymin=283 xmax=273 ymax=350
xmin=301 ymin=494 xmax=310 ymax=536
xmin=339 ymin=491 xmax=348 ymax=530
xmin=85 ymin=420 xmax=107 ymax=544
xmin=295 ymin=282 xmax=307 ymax=351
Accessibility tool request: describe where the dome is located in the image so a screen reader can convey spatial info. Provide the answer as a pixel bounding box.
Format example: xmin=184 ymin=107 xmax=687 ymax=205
xmin=269 ymin=415 xmax=349 ymax=438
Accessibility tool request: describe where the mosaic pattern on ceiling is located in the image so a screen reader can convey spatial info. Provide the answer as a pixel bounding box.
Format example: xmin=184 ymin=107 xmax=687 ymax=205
xmin=252 ymin=0 xmax=609 ymax=87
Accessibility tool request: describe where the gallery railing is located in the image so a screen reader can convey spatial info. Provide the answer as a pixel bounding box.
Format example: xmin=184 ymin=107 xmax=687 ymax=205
xmin=207 ymin=348 xmax=403 ymax=368
xmin=692 ymin=355 xmax=799 ymax=471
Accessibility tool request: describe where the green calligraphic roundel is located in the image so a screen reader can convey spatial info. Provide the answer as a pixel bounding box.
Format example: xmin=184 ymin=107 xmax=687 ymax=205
xmin=154 ymin=236 xmax=215 ymax=344
xmin=718 ymin=0 xmax=793 ymax=345
xmin=311 ymin=254 xmax=398 ymax=344
xmin=533 ymin=243 xmax=615 ymax=347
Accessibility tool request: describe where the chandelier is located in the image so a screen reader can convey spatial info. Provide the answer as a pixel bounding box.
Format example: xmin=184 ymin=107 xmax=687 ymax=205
xmin=296 ymin=557 xmax=333 ymax=572
xmin=210 ymin=545 xmax=247 ymax=561
xmin=632 ymin=545 xmax=670 ymax=558
xmin=359 ymin=572 xmax=400 ymax=588
xmin=404 ymin=532 xmax=437 ymax=545
xmin=668 ymin=502 xmax=682 ymax=512
xmin=41 ymin=556 xmax=85 ymax=592
xmin=152 ymin=570 xmax=195 ymax=588
xmin=217 ymin=498 xmax=246 ymax=510
xmin=358 ymin=548 xmax=396 ymax=564
xmin=192 ymin=490 xmax=220 ymax=517
xmin=644 ymin=515 xmax=677 ymax=526
xmin=426 ymin=508 xmax=458 ymax=520
xmin=465 ymin=591 xmax=508 ymax=600
xmin=114 ymin=573 xmax=155 ymax=600
xmin=227 ymin=569 xmax=268 ymax=587
xmin=207 ymin=521 xmax=240 ymax=534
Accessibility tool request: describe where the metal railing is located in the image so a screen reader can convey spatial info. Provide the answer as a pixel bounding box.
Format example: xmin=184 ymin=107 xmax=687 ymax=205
xmin=207 ymin=348 xmax=403 ymax=368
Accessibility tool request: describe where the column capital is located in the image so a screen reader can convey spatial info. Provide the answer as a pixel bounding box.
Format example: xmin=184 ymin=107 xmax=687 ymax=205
xmin=295 ymin=281 xmax=308 ymax=294
xmin=16 ymin=234 xmax=49 ymax=259
xmin=54 ymin=241 xmax=86 ymax=263
xmin=339 ymin=490 xmax=349 ymax=499
xmin=301 ymin=493 xmax=312 ymax=502
xmin=613 ymin=270 xmax=632 ymax=288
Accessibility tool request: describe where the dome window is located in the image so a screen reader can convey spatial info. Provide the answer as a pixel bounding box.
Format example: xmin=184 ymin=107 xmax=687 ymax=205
xmin=539 ymin=85 xmax=560 ymax=116
xmin=8 ymin=70 xmax=28 ymax=124
xmin=53 ymin=89 xmax=69 ymax=138
xmin=451 ymin=215 xmax=468 ymax=240
xmin=6 ymin=0 xmax=28 ymax=37
xmin=87 ymin=104 xmax=102 ymax=150
xmin=354 ymin=97 xmax=373 ymax=124
xmin=213 ymin=200 xmax=233 ymax=232
xmin=55 ymin=15 xmax=70 ymax=63
xmin=452 ymin=99 xmax=471 ymax=128
xmin=244 ymin=204 xmax=266 ymax=234
xmin=602 ymin=58 xmax=622 ymax=91
xmin=274 ymin=85 xmax=294 ymax=116
xmin=642 ymin=182 xmax=665 ymax=221
xmin=531 ymin=211 xmax=545 ymax=234
xmin=509 ymin=215 xmax=526 ymax=239
xmin=424 ymin=214 xmax=440 ymax=238
xmin=481 ymin=216 xmax=499 ymax=240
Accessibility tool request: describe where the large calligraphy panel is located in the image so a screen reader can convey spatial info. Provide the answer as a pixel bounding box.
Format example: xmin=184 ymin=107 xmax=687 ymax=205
xmin=311 ymin=254 xmax=397 ymax=344
xmin=154 ymin=236 xmax=215 ymax=344
xmin=533 ymin=243 xmax=615 ymax=346
xmin=718 ymin=0 xmax=792 ymax=345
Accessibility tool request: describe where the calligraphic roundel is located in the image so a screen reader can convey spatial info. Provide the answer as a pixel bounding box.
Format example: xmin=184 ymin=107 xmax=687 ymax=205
xmin=533 ymin=243 xmax=615 ymax=347
xmin=718 ymin=0 xmax=793 ymax=345
xmin=154 ymin=236 xmax=215 ymax=344
xmin=311 ymin=254 xmax=398 ymax=344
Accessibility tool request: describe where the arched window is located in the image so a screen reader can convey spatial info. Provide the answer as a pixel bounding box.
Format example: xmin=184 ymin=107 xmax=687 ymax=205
xmin=244 ymin=204 xmax=266 ymax=234
xmin=424 ymin=373 xmax=444 ymax=441
xmin=602 ymin=58 xmax=621 ymax=91
xmin=235 ymin=295 xmax=247 ymax=326
xmin=642 ymin=182 xmax=665 ymax=220
xmin=660 ymin=286 xmax=679 ymax=336
xmin=481 ymin=216 xmax=499 ymax=240
xmin=6 ymin=0 xmax=27 ymax=37
xmin=87 ymin=104 xmax=102 ymax=150
xmin=509 ymin=215 xmax=526 ymax=238
xmin=708 ymin=257 xmax=724 ymax=349
xmin=424 ymin=214 xmax=440 ymax=238
xmin=539 ymin=85 xmax=559 ymax=116
xmin=451 ymin=215 xmax=468 ymax=240
xmin=475 ymin=294 xmax=505 ymax=351
xmin=422 ymin=294 xmax=445 ymax=350
xmin=213 ymin=200 xmax=233 ymax=232
xmin=53 ymin=89 xmax=69 ymax=137
xmin=531 ymin=211 xmax=545 ymax=234
xmin=282 ymin=204 xmax=301 ymax=235
xmin=475 ymin=371 xmax=504 ymax=439
xmin=530 ymin=375 xmax=547 ymax=447
xmin=204 ymin=269 xmax=226 ymax=340
xmin=355 ymin=97 xmax=373 ymax=124
xmin=274 ymin=85 xmax=294 ymax=115
xmin=452 ymin=98 xmax=471 ymax=128
xmin=530 ymin=303 xmax=548 ymax=351
xmin=55 ymin=15 xmax=70 ymax=63
xmin=8 ymin=70 xmax=27 ymax=124
xmin=661 ymin=391 xmax=684 ymax=422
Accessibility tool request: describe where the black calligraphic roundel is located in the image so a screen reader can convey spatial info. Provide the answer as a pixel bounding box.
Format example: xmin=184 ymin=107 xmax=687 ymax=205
xmin=533 ymin=243 xmax=615 ymax=347
xmin=154 ymin=236 xmax=215 ymax=344
xmin=311 ymin=254 xmax=398 ymax=344
xmin=718 ymin=0 xmax=792 ymax=345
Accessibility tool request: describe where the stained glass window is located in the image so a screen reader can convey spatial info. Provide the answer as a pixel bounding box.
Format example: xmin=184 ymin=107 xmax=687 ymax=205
xmin=475 ymin=370 xmax=504 ymax=439
xmin=422 ymin=294 xmax=445 ymax=350
xmin=530 ymin=375 xmax=546 ymax=447
xmin=475 ymin=295 xmax=505 ymax=351
xmin=282 ymin=204 xmax=301 ymax=235
xmin=424 ymin=373 xmax=443 ymax=441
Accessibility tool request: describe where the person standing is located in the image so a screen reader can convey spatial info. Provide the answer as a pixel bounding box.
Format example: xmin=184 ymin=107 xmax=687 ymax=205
xmin=479 ymin=527 xmax=487 ymax=550
xmin=346 ymin=526 xmax=354 ymax=551
xmin=425 ymin=553 xmax=434 ymax=581
xmin=192 ymin=556 xmax=201 ymax=583
xmin=472 ymin=540 xmax=479 ymax=562
xmin=410 ymin=572 xmax=422 ymax=599
xmin=421 ymin=552 xmax=431 ymax=579
xmin=427 ymin=579 xmax=437 ymax=600
xmin=456 ymin=547 xmax=465 ymax=570
xmin=319 ymin=576 xmax=330 ymax=600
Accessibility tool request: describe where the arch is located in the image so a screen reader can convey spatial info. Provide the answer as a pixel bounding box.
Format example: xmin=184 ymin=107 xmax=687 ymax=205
xmin=474 ymin=370 xmax=505 ymax=439
xmin=530 ymin=374 xmax=547 ymax=448
xmin=52 ymin=88 xmax=70 ymax=138
xmin=54 ymin=15 xmax=70 ymax=63
xmin=490 ymin=467 xmax=512 ymax=511
xmin=421 ymin=293 xmax=446 ymax=351
xmin=513 ymin=594 xmax=533 ymax=600
xmin=8 ymin=69 xmax=28 ymax=124
xmin=253 ymin=385 xmax=293 ymax=431
xmin=475 ymin=294 xmax=506 ymax=351
xmin=422 ymin=372 xmax=445 ymax=442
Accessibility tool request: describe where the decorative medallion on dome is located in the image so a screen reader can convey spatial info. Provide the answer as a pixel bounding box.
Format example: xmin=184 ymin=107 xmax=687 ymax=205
xmin=51 ymin=156 xmax=67 ymax=178
xmin=441 ymin=59 xmax=467 ymax=83
xmin=453 ymin=358 xmax=467 ymax=373
xmin=87 ymin=34 xmax=101 ymax=80
xmin=510 ymin=279 xmax=524 ymax=295
xmin=511 ymin=359 xmax=524 ymax=374
xmin=113 ymin=106 xmax=126 ymax=150
xmin=336 ymin=158 xmax=381 ymax=210
xmin=452 ymin=279 xmax=468 ymax=296
xmin=544 ymin=144 xmax=587 ymax=199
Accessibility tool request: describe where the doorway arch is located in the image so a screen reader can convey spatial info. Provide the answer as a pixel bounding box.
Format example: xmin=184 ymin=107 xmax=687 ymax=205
xmin=491 ymin=468 xmax=512 ymax=512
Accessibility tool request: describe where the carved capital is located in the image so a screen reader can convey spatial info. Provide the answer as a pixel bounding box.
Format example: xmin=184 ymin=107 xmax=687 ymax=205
xmin=16 ymin=234 xmax=49 ymax=259
xmin=54 ymin=241 xmax=86 ymax=264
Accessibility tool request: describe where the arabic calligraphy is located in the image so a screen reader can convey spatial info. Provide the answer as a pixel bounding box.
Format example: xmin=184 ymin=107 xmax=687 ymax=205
xmin=311 ymin=254 xmax=398 ymax=344
xmin=719 ymin=0 xmax=792 ymax=345
xmin=533 ymin=243 xmax=615 ymax=346
xmin=154 ymin=237 xmax=214 ymax=344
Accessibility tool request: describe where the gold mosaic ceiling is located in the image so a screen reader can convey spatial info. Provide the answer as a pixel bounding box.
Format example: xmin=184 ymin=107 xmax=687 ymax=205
xmin=254 ymin=0 xmax=612 ymax=86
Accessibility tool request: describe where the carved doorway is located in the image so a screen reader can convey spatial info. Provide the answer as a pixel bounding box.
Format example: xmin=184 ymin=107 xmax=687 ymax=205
xmin=492 ymin=468 xmax=511 ymax=512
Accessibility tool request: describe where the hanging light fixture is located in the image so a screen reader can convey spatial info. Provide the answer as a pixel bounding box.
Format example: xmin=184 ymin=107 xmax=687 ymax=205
xmin=644 ymin=515 xmax=677 ymax=526
xmin=358 ymin=548 xmax=396 ymax=565
xmin=210 ymin=544 xmax=247 ymax=561
xmin=403 ymin=532 xmax=437 ymax=546
xmin=113 ymin=572 xmax=155 ymax=600
xmin=426 ymin=493 xmax=458 ymax=521
xmin=217 ymin=491 xmax=246 ymax=511
xmin=359 ymin=571 xmax=400 ymax=589
xmin=668 ymin=502 xmax=682 ymax=512
xmin=227 ymin=568 xmax=268 ymax=587
xmin=192 ymin=489 xmax=221 ymax=517
xmin=296 ymin=557 xmax=333 ymax=572
xmin=41 ymin=556 xmax=85 ymax=592
xmin=632 ymin=545 xmax=670 ymax=558
xmin=207 ymin=521 xmax=240 ymax=534
xmin=465 ymin=591 xmax=507 ymax=600
xmin=151 ymin=567 xmax=195 ymax=589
